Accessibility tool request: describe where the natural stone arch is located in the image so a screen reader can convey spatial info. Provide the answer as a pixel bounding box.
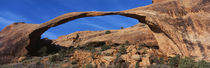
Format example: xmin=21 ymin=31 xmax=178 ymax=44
xmin=28 ymin=12 xmax=143 ymax=56
xmin=0 ymin=11 xmax=149 ymax=64
xmin=1 ymin=0 xmax=210 ymax=64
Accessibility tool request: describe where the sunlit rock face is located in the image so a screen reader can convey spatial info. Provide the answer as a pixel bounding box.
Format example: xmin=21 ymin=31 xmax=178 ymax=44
xmin=0 ymin=0 xmax=210 ymax=64
xmin=53 ymin=23 xmax=157 ymax=48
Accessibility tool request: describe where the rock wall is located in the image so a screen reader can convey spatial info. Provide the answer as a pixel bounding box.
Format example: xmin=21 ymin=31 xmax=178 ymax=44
xmin=53 ymin=23 xmax=157 ymax=47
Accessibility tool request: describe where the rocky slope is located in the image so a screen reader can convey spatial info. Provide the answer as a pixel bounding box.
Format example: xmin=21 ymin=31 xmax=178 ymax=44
xmin=0 ymin=0 xmax=210 ymax=66
xmin=53 ymin=23 xmax=157 ymax=48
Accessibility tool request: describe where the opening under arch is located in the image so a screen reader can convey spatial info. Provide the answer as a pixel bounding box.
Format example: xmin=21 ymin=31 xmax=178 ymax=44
xmin=41 ymin=15 xmax=139 ymax=39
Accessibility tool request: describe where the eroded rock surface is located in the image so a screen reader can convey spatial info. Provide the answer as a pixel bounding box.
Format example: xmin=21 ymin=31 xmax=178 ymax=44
xmin=0 ymin=12 xmax=122 ymax=64
xmin=0 ymin=0 xmax=210 ymax=64
xmin=53 ymin=23 xmax=157 ymax=47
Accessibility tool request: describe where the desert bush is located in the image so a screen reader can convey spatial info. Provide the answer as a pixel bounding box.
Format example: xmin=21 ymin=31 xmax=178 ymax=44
xmin=159 ymin=57 xmax=164 ymax=64
xmin=150 ymin=56 xmax=164 ymax=65
xmin=167 ymin=55 xmax=180 ymax=67
xmin=135 ymin=62 xmax=140 ymax=68
xmin=137 ymin=45 xmax=143 ymax=50
xmin=49 ymin=50 xmax=66 ymax=62
xmin=178 ymin=57 xmax=210 ymax=68
xmin=125 ymin=40 xmax=130 ymax=45
xmin=37 ymin=46 xmax=48 ymax=56
xmin=148 ymin=64 xmax=170 ymax=68
xmin=195 ymin=60 xmax=210 ymax=68
xmin=101 ymin=44 xmax=111 ymax=51
xmin=84 ymin=46 xmax=96 ymax=53
xmin=120 ymin=27 xmax=124 ymax=29
xmin=140 ymin=44 xmax=147 ymax=47
xmin=85 ymin=63 xmax=94 ymax=68
xmin=91 ymin=54 xmax=98 ymax=60
xmin=105 ymin=30 xmax=111 ymax=34
xmin=119 ymin=45 xmax=126 ymax=54
xmin=167 ymin=55 xmax=210 ymax=68
xmin=178 ymin=57 xmax=196 ymax=68
xmin=49 ymin=55 xmax=64 ymax=62
xmin=0 ymin=65 xmax=13 ymax=68
xmin=142 ymin=49 xmax=147 ymax=54
xmin=58 ymin=49 xmax=66 ymax=57
xmin=114 ymin=53 xmax=122 ymax=64
xmin=71 ymin=60 xmax=78 ymax=65
xmin=104 ymin=53 xmax=112 ymax=56
xmin=66 ymin=46 xmax=76 ymax=54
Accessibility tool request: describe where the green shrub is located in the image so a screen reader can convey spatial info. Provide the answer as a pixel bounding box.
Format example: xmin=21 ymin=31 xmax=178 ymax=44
xmin=0 ymin=65 xmax=14 ymax=68
xmin=120 ymin=27 xmax=124 ymax=29
xmin=66 ymin=47 xmax=76 ymax=53
xmin=148 ymin=64 xmax=170 ymax=68
xmin=37 ymin=46 xmax=48 ymax=56
xmin=49 ymin=55 xmax=64 ymax=62
xmin=167 ymin=55 xmax=180 ymax=67
xmin=105 ymin=30 xmax=111 ymax=34
xmin=142 ymin=49 xmax=147 ymax=54
xmin=85 ymin=63 xmax=94 ymax=68
xmin=84 ymin=46 xmax=96 ymax=53
xmin=135 ymin=62 xmax=140 ymax=68
xmin=167 ymin=55 xmax=210 ymax=68
xmin=91 ymin=55 xmax=97 ymax=60
xmin=125 ymin=40 xmax=129 ymax=45
xmin=101 ymin=44 xmax=111 ymax=51
xmin=49 ymin=50 xmax=66 ymax=62
xmin=36 ymin=60 xmax=41 ymax=65
xmin=116 ymin=53 xmax=121 ymax=58
xmin=178 ymin=57 xmax=210 ymax=68
xmin=137 ymin=44 xmax=143 ymax=50
xmin=58 ymin=49 xmax=66 ymax=57
xmin=151 ymin=57 xmax=164 ymax=64
xmin=178 ymin=57 xmax=196 ymax=68
xmin=159 ymin=57 xmax=164 ymax=64
xmin=104 ymin=53 xmax=112 ymax=56
xmin=119 ymin=45 xmax=126 ymax=54
xmin=114 ymin=53 xmax=122 ymax=64
xmin=71 ymin=60 xmax=78 ymax=65
xmin=195 ymin=60 xmax=210 ymax=68
xmin=149 ymin=56 xmax=164 ymax=65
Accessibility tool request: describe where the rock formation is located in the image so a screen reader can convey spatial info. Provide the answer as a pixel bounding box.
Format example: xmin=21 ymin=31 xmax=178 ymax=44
xmin=53 ymin=23 xmax=157 ymax=47
xmin=0 ymin=0 xmax=210 ymax=64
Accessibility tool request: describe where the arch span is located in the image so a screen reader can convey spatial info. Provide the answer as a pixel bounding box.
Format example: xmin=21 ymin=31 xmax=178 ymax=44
xmin=26 ymin=11 xmax=147 ymax=56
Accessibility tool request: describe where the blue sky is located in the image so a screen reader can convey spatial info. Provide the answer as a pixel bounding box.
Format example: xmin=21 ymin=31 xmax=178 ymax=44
xmin=0 ymin=0 xmax=152 ymax=39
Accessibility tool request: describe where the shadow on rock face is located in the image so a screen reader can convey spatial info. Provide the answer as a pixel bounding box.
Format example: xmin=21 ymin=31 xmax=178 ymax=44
xmin=26 ymin=38 xmax=64 ymax=56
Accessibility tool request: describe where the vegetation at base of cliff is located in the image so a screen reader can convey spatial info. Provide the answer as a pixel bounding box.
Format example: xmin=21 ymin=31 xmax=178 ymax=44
xmin=49 ymin=55 xmax=64 ymax=62
xmin=120 ymin=27 xmax=124 ymax=29
xmin=101 ymin=44 xmax=111 ymax=51
xmin=26 ymin=38 xmax=60 ymax=56
xmin=148 ymin=55 xmax=210 ymax=68
xmin=85 ymin=63 xmax=94 ymax=68
xmin=84 ymin=46 xmax=96 ymax=53
xmin=175 ymin=56 xmax=210 ymax=68
xmin=105 ymin=30 xmax=111 ymax=34
xmin=2 ymin=41 xmax=210 ymax=68
xmin=119 ymin=45 xmax=127 ymax=55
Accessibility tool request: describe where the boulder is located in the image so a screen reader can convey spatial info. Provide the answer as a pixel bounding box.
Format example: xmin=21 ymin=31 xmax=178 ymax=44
xmin=131 ymin=54 xmax=141 ymax=61
xmin=102 ymin=49 xmax=117 ymax=55
xmin=103 ymin=56 xmax=115 ymax=62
